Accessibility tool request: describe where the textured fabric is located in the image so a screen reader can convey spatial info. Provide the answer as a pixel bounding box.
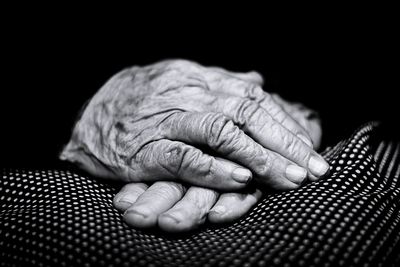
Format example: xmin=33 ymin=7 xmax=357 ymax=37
xmin=1 ymin=122 xmax=400 ymax=267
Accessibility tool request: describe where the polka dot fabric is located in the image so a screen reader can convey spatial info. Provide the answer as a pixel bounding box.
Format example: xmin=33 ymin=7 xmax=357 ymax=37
xmin=1 ymin=122 xmax=400 ymax=266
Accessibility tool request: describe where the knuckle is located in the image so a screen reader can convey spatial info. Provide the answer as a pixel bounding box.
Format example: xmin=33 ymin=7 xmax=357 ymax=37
xmin=282 ymin=133 xmax=297 ymax=155
xmin=285 ymin=137 xmax=311 ymax=163
xmin=235 ymin=99 xmax=262 ymax=126
xmin=208 ymin=114 xmax=230 ymax=140
xmin=246 ymin=84 xmax=264 ymax=100
xmin=256 ymin=152 xmax=275 ymax=176
xmin=153 ymin=181 xmax=186 ymax=197
xmin=242 ymin=142 xmax=272 ymax=176
xmin=207 ymin=114 xmax=240 ymax=151
xmin=172 ymin=143 xmax=214 ymax=180
xmin=159 ymin=141 xmax=187 ymax=176
xmin=135 ymin=140 xmax=187 ymax=177
xmin=202 ymin=158 xmax=218 ymax=183
xmin=189 ymin=150 xmax=213 ymax=177
xmin=188 ymin=188 xmax=218 ymax=212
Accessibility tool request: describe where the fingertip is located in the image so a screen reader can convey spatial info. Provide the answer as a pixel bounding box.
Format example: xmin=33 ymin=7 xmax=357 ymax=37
xmin=213 ymin=158 xmax=252 ymax=191
xmin=231 ymin=167 xmax=252 ymax=184
xmin=158 ymin=211 xmax=194 ymax=232
xmin=208 ymin=205 xmax=229 ymax=223
xmin=113 ymin=199 xmax=134 ymax=212
xmin=158 ymin=214 xmax=181 ymax=232
xmin=113 ymin=193 xmax=135 ymax=212
xmin=285 ymin=165 xmax=307 ymax=185
xmin=210 ymin=205 xmax=227 ymax=215
xmin=308 ymin=155 xmax=330 ymax=177
xmin=123 ymin=208 xmax=157 ymax=228
xmin=308 ymin=173 xmax=319 ymax=182
xmin=113 ymin=183 xmax=148 ymax=212
xmin=209 ymin=189 xmax=262 ymax=224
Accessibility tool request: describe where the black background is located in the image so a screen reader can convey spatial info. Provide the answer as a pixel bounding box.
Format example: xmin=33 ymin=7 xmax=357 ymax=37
xmin=0 ymin=23 xmax=398 ymax=168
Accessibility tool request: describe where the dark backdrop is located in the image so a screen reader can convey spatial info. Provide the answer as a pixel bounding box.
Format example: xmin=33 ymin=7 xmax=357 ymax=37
xmin=1 ymin=29 xmax=398 ymax=168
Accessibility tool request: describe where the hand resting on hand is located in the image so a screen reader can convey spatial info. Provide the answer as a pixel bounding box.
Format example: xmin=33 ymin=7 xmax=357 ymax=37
xmin=61 ymin=60 xmax=328 ymax=232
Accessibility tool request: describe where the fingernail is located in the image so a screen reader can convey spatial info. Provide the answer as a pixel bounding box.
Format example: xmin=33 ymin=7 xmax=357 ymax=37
xmin=210 ymin=205 xmax=226 ymax=215
xmin=124 ymin=209 xmax=148 ymax=219
xmin=116 ymin=200 xmax=134 ymax=211
xmin=308 ymin=156 xmax=330 ymax=177
xmin=308 ymin=173 xmax=319 ymax=182
xmin=285 ymin=165 xmax=307 ymax=184
xmin=232 ymin=168 xmax=252 ymax=184
xmin=118 ymin=195 xmax=134 ymax=205
xmin=161 ymin=213 xmax=181 ymax=224
xmin=123 ymin=209 xmax=156 ymax=228
xmin=115 ymin=194 xmax=135 ymax=207
xmin=298 ymin=134 xmax=313 ymax=148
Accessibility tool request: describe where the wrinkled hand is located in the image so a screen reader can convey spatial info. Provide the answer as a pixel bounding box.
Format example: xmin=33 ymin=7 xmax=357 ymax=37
xmin=113 ymin=182 xmax=262 ymax=232
xmin=112 ymin=98 xmax=322 ymax=232
xmin=61 ymin=60 xmax=329 ymax=191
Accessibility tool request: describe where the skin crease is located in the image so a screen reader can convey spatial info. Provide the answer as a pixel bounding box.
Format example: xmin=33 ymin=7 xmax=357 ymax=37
xmin=61 ymin=60 xmax=326 ymax=232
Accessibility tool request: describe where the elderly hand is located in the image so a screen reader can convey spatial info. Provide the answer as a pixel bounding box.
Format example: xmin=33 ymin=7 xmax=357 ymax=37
xmin=113 ymin=182 xmax=262 ymax=232
xmin=61 ymin=60 xmax=329 ymax=192
xmin=111 ymin=96 xmax=322 ymax=232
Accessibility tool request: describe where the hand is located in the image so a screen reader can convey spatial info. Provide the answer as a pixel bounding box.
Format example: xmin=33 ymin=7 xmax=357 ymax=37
xmin=111 ymin=98 xmax=321 ymax=232
xmin=61 ymin=60 xmax=329 ymax=191
xmin=113 ymin=181 xmax=262 ymax=232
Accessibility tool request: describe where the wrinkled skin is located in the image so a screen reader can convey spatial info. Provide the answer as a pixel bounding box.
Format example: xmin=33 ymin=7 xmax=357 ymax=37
xmin=61 ymin=60 xmax=327 ymax=232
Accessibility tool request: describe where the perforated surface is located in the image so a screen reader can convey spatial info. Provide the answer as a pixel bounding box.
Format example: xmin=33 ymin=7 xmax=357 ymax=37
xmin=1 ymin=122 xmax=400 ymax=266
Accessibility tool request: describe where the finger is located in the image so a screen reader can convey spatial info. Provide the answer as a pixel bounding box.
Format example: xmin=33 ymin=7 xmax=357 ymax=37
xmin=128 ymin=139 xmax=253 ymax=190
xmin=305 ymin=119 xmax=322 ymax=150
xmin=123 ymin=181 xmax=186 ymax=228
xmin=158 ymin=186 xmax=219 ymax=232
xmin=113 ymin=183 xmax=148 ymax=212
xmin=257 ymin=92 xmax=314 ymax=147
xmin=271 ymin=94 xmax=322 ymax=149
xmin=208 ymin=80 xmax=313 ymax=147
xmin=211 ymin=96 xmax=329 ymax=178
xmin=164 ymin=112 xmax=308 ymax=189
xmin=208 ymin=188 xmax=262 ymax=223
